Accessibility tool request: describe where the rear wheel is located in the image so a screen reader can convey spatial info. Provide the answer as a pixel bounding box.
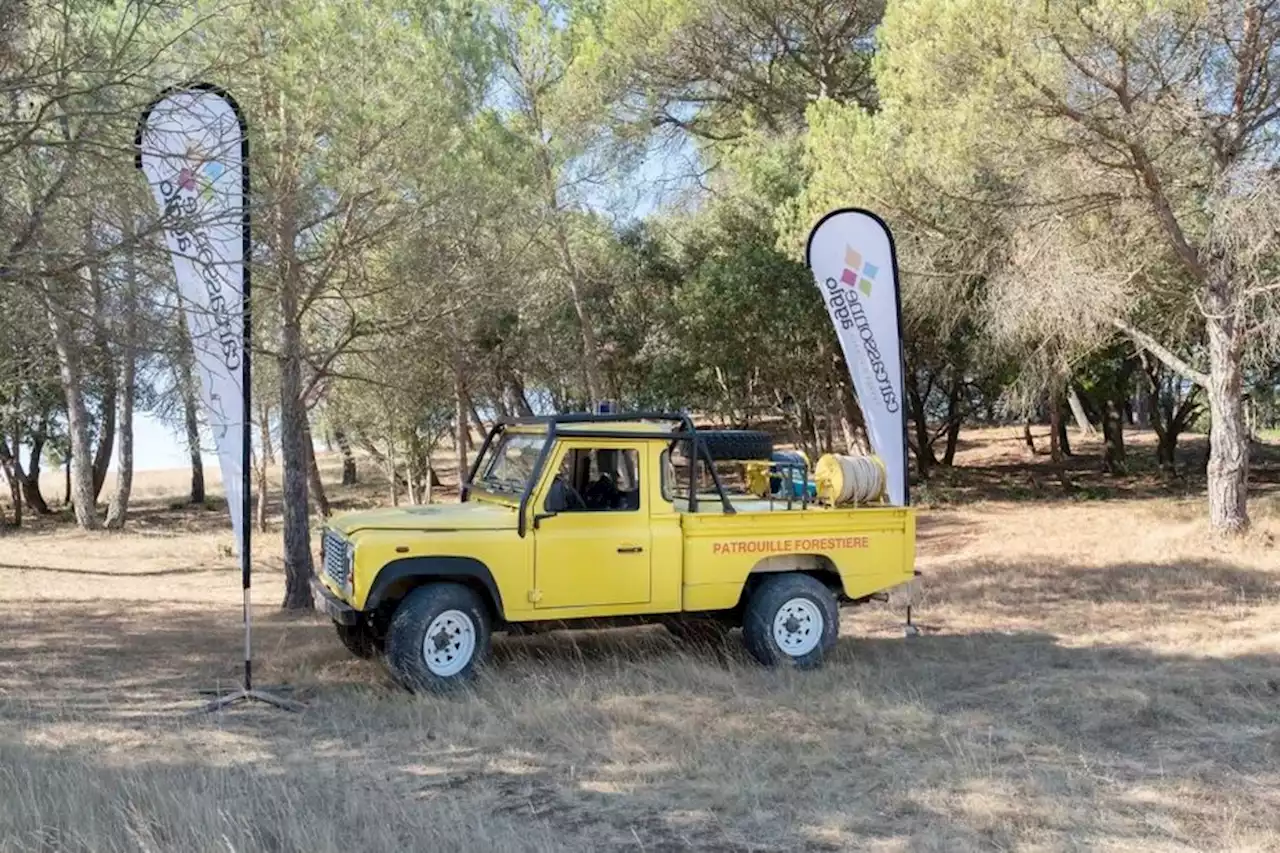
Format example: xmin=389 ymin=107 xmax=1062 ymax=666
xmin=741 ymin=574 xmax=838 ymax=669
xmin=386 ymin=583 xmax=490 ymax=692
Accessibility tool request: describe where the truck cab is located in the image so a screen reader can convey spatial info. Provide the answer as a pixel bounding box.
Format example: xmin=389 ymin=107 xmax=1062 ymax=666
xmin=313 ymin=413 xmax=916 ymax=692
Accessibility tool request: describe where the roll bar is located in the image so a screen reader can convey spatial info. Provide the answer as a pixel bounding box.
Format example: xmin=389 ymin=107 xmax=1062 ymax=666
xmin=463 ymin=412 xmax=736 ymax=536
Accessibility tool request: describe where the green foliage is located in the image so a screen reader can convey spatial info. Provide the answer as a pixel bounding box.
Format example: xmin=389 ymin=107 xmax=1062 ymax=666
xmin=13 ymin=0 xmax=1275 ymax=537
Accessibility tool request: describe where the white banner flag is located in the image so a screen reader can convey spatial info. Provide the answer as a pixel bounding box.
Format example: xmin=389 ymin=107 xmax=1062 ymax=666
xmin=137 ymin=85 xmax=249 ymax=556
xmin=806 ymin=209 xmax=908 ymax=505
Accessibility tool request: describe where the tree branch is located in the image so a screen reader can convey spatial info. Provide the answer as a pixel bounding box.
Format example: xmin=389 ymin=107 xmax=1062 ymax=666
xmin=1111 ymin=317 xmax=1209 ymax=388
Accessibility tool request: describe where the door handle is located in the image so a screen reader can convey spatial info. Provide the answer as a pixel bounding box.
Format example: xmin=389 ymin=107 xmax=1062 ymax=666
xmin=617 ymin=545 xmax=644 ymax=554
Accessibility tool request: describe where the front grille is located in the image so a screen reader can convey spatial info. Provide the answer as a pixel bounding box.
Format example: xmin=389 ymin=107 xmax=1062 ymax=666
xmin=322 ymin=529 xmax=349 ymax=589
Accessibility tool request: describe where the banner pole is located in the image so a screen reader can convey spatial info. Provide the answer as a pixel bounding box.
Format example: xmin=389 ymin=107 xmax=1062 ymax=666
xmin=241 ymin=119 xmax=253 ymax=694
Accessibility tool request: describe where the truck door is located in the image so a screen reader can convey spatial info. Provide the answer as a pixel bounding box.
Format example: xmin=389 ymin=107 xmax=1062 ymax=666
xmin=533 ymin=442 xmax=651 ymax=609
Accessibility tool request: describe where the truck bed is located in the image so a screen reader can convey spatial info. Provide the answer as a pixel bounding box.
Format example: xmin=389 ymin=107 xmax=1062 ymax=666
xmin=675 ymin=498 xmax=916 ymax=612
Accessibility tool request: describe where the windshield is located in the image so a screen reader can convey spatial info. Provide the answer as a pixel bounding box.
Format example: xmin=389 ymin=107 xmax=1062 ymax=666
xmin=474 ymin=433 xmax=547 ymax=497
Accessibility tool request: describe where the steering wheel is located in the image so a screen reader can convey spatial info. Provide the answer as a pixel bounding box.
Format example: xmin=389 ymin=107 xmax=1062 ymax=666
xmin=552 ymin=475 xmax=587 ymax=511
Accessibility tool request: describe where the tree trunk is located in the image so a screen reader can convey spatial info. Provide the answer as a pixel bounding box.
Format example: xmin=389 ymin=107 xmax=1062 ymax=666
xmin=406 ymin=459 xmax=419 ymax=504
xmin=1022 ymin=420 xmax=1036 ymax=454
xmin=18 ymin=429 xmax=49 ymax=514
xmin=1101 ymin=399 xmax=1127 ymax=474
xmin=1141 ymin=354 xmax=1174 ymax=472
xmin=335 ymin=428 xmax=357 ymax=485
xmin=255 ymin=396 xmax=270 ymax=531
xmin=90 ymin=358 xmax=116 ymax=504
xmin=940 ymin=372 xmax=964 ymax=466
xmin=1049 ymin=390 xmax=1064 ymax=464
xmin=90 ymin=393 xmax=116 ymax=503
xmin=905 ymin=371 xmax=936 ymax=478
xmin=178 ymin=360 xmax=205 ymax=505
xmin=259 ymin=401 xmax=276 ymax=467
xmin=425 ymin=454 xmax=435 ymax=505
xmin=277 ymin=189 xmax=314 ymax=609
xmin=408 ymin=430 xmax=428 ymax=504
xmin=0 ymin=440 xmax=21 ymax=528
xmin=561 ymin=267 xmax=602 ymax=403
xmin=279 ymin=299 xmax=316 ymax=609
xmin=1204 ymin=296 xmax=1249 ymax=533
xmin=943 ymin=417 xmax=964 ymax=466
xmin=104 ymin=366 xmax=134 ymax=529
xmin=1056 ymin=411 xmax=1071 ymax=458
xmin=106 ymin=233 xmax=139 ymax=530
xmin=45 ymin=281 xmax=98 ymax=529
xmin=387 ymin=430 xmax=399 ymax=507
xmin=797 ymin=401 xmax=819 ymax=462
xmin=467 ymin=397 xmax=487 ymax=441
xmin=63 ymin=454 xmax=70 ymax=506
xmin=1157 ymin=431 xmax=1176 ymax=470
xmin=455 ymin=359 xmax=470 ymax=486
xmin=88 ymin=233 xmax=116 ymax=504
xmin=811 ymin=405 xmax=824 ymax=458
xmin=834 ymin=372 xmax=869 ymax=454
xmin=508 ymin=372 xmax=535 ymax=417
xmin=2 ymin=422 xmax=47 ymax=519
xmin=256 ymin=452 xmax=268 ymax=533
xmin=279 ymin=307 xmax=314 ymax=609
xmin=822 ymin=394 xmax=835 ymax=455
xmin=1067 ymin=386 xmax=1094 ymax=435
xmin=304 ymin=422 xmax=330 ymax=518
xmin=1048 ymin=387 xmax=1073 ymax=490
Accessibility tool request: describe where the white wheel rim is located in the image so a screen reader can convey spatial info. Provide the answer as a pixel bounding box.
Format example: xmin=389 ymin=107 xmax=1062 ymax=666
xmin=772 ymin=597 xmax=823 ymax=657
xmin=421 ymin=609 xmax=476 ymax=677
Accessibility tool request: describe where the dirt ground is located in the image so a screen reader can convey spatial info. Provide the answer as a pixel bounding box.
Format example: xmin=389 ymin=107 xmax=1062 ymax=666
xmin=1 ymin=428 xmax=1277 ymax=852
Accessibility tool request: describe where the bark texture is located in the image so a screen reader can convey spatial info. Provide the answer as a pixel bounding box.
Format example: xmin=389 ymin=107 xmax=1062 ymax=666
xmin=1204 ymin=286 xmax=1249 ymax=532
xmin=45 ymin=280 xmax=98 ymax=529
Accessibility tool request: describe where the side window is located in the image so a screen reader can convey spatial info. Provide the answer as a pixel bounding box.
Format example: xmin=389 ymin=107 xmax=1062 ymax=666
xmin=547 ymin=447 xmax=641 ymax=512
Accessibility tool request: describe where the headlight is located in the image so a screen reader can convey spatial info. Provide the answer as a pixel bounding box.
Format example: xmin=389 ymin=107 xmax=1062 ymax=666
xmin=344 ymin=543 xmax=356 ymax=589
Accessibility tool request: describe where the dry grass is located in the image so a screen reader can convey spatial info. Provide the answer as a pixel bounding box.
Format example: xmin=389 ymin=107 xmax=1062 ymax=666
xmin=1 ymin=429 xmax=1278 ymax=852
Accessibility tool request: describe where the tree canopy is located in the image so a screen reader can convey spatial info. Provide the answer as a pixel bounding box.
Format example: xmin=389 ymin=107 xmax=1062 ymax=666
xmin=3 ymin=0 xmax=1277 ymax=596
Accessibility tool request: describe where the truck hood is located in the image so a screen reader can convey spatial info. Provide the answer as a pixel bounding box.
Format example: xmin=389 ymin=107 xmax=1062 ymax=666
xmin=328 ymin=501 xmax=518 ymax=535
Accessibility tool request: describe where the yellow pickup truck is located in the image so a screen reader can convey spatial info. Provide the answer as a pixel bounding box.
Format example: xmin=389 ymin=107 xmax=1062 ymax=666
xmin=312 ymin=413 xmax=917 ymax=691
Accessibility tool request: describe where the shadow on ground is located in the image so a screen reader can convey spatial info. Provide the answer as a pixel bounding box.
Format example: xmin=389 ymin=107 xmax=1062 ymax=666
xmin=920 ymin=432 xmax=1280 ymax=507
xmin=2 ymin=549 xmax=1277 ymax=851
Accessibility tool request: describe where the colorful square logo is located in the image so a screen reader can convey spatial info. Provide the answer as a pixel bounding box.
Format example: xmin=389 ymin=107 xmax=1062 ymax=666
xmin=841 ymin=247 xmax=877 ymax=296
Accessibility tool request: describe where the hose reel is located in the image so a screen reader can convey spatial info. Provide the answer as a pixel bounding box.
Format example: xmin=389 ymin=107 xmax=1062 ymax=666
xmin=813 ymin=453 xmax=887 ymax=506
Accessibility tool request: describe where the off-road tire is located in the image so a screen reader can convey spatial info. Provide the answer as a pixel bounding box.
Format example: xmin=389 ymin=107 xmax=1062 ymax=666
xmin=741 ymin=574 xmax=838 ymax=669
xmin=386 ymin=583 xmax=490 ymax=693
xmin=697 ymin=429 xmax=773 ymax=461
xmin=334 ymin=621 xmax=380 ymax=660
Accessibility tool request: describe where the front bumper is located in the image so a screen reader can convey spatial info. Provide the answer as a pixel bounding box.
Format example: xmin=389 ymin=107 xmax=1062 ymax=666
xmin=311 ymin=576 xmax=359 ymax=626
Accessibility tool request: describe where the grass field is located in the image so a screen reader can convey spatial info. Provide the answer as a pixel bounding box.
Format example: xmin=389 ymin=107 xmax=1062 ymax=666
xmin=1 ymin=428 xmax=1278 ymax=852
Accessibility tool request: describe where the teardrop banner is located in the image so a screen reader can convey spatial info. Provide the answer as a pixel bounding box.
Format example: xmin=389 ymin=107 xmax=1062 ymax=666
xmin=136 ymin=83 xmax=299 ymax=712
xmin=805 ymin=209 xmax=909 ymax=506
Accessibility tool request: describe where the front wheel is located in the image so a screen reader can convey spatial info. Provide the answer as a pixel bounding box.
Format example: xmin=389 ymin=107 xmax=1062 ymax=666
xmin=385 ymin=583 xmax=491 ymax=692
xmin=741 ymin=574 xmax=838 ymax=669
